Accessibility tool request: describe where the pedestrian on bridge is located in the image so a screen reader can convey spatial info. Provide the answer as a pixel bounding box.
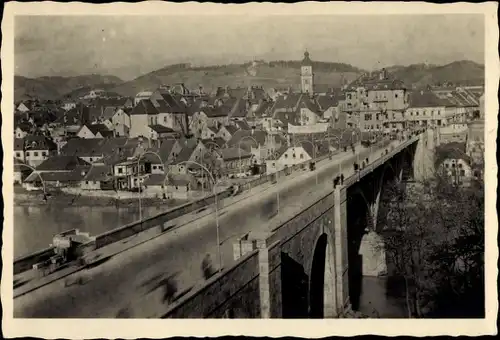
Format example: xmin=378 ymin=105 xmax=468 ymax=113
xmin=340 ymin=173 xmax=344 ymax=184
xmin=201 ymin=253 xmax=215 ymax=280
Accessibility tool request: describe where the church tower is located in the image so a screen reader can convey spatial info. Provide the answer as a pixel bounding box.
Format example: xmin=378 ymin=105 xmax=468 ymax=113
xmin=301 ymin=50 xmax=314 ymax=94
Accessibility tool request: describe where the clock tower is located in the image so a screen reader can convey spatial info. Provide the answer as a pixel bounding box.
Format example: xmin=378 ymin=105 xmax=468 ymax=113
xmin=301 ymin=50 xmax=314 ymax=94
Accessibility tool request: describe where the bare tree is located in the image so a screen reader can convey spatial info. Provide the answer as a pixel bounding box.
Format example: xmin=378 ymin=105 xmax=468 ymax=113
xmin=378 ymin=174 xmax=484 ymax=318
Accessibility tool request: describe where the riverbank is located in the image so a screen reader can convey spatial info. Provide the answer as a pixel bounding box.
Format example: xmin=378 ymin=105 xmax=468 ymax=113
xmin=14 ymin=188 xmax=188 ymax=208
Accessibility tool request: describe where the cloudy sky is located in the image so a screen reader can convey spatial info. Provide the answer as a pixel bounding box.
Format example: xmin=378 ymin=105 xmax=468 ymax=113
xmin=14 ymin=14 xmax=484 ymax=81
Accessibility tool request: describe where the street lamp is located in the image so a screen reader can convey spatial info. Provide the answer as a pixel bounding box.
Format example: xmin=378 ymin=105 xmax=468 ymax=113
xmin=295 ymin=139 xmax=318 ymax=185
xmin=201 ymin=142 xmax=223 ymax=197
xmin=176 ymin=160 xmax=223 ymax=273
xmin=238 ymin=135 xmax=260 ymax=176
xmin=136 ymin=151 xmax=164 ymax=222
xmin=15 ymin=163 xmax=47 ymax=200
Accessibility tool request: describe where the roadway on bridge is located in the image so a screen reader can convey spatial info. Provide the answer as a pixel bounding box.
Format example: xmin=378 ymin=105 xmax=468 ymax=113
xmin=14 ymin=139 xmax=401 ymax=318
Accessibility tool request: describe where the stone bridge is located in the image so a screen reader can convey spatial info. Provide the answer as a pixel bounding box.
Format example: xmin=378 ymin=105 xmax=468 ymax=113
xmin=161 ymin=129 xmax=436 ymax=318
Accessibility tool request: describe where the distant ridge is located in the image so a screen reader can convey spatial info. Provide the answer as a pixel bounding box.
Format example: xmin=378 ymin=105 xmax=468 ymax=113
xmin=14 ymin=60 xmax=484 ymax=102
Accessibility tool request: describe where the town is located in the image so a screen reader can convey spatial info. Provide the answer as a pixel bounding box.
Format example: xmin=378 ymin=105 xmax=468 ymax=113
xmin=13 ymin=51 xmax=484 ymax=206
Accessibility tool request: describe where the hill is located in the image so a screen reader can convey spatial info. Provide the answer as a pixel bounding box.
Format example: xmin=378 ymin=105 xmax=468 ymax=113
xmin=14 ymin=74 xmax=124 ymax=102
xmin=386 ymin=60 xmax=484 ymax=88
xmin=110 ymin=61 xmax=364 ymax=97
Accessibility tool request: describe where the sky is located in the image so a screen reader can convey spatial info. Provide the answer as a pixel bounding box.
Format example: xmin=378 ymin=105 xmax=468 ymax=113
xmin=14 ymin=14 xmax=485 ymax=81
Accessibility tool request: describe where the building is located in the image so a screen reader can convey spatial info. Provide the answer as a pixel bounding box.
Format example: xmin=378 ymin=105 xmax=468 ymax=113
xmin=14 ymin=158 xmax=32 ymax=184
xmin=143 ymin=173 xmax=199 ymax=199
xmin=111 ymin=108 xmax=132 ymax=137
xmin=23 ymin=156 xmax=90 ymax=190
xmin=439 ymin=123 xmax=469 ymax=144
xmin=62 ymin=101 xmax=77 ymax=111
xmin=24 ymin=135 xmax=58 ymax=167
xmin=76 ymin=124 xmax=114 ymax=139
xmin=265 ymin=139 xmax=329 ymax=175
xmin=79 ymin=165 xmax=114 ymax=190
xmin=301 ymin=51 xmax=314 ymax=94
xmin=129 ymin=99 xmax=159 ymax=138
xmin=217 ymin=125 xmax=239 ymax=142
xmin=134 ymin=91 xmax=153 ymax=105
xmin=15 ymin=124 xmax=31 ymax=138
xmin=227 ymin=129 xmax=287 ymax=165
xmin=435 ymin=142 xmax=475 ymax=185
xmin=14 ymin=138 xmax=25 ymax=163
xmin=217 ymin=147 xmax=253 ymax=177
xmin=466 ymin=94 xmax=485 ymax=165
xmin=148 ymin=125 xmax=179 ymax=140
xmin=168 ymin=140 xmax=207 ymax=175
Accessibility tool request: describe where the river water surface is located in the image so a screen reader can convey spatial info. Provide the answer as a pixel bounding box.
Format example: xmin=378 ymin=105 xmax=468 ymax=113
xmin=14 ymin=205 xmax=167 ymax=259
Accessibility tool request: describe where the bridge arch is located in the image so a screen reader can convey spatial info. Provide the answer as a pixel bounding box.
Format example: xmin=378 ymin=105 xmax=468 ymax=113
xmin=309 ymin=233 xmax=336 ymax=318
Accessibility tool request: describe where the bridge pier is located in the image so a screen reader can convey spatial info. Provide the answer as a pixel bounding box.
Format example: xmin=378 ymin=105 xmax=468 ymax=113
xmin=333 ymin=187 xmax=351 ymax=315
xmin=358 ymin=231 xmax=387 ymax=277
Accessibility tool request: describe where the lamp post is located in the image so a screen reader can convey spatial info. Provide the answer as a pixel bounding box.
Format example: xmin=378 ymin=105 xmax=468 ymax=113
xmin=176 ymin=160 xmax=223 ymax=273
xmin=295 ymin=139 xmax=317 ymax=185
xmin=15 ymin=163 xmax=47 ymax=200
xmin=136 ymin=151 xmax=164 ymax=222
xmin=271 ymin=150 xmax=282 ymax=215
xmin=201 ymin=142 xmax=222 ymax=196
xmin=238 ymin=135 xmax=259 ymax=176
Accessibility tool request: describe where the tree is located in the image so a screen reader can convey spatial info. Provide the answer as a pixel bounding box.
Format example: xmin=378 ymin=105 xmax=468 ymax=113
xmin=378 ymin=175 xmax=484 ymax=318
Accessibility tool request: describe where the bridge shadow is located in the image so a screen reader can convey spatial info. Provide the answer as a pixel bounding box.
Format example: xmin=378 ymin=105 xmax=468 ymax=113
xmin=281 ymin=252 xmax=309 ymax=318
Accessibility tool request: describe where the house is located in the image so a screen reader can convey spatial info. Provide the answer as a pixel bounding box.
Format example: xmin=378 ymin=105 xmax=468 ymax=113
xmin=55 ymin=105 xmax=89 ymax=136
xmin=76 ymin=124 xmax=114 ymax=139
xmin=129 ymin=99 xmax=159 ymax=138
xmin=148 ymin=125 xmax=179 ymax=140
xmin=439 ymin=123 xmax=469 ymax=144
xmin=234 ymin=120 xmax=252 ymax=131
xmin=217 ymin=125 xmax=239 ymax=142
xmin=435 ymin=143 xmax=475 ymax=185
xmin=216 ymin=147 xmax=253 ymax=177
xmin=24 ymin=135 xmax=58 ymax=167
xmin=168 ymin=140 xmax=207 ymax=175
xmin=78 ymin=165 xmax=114 ymax=191
xmin=17 ymin=102 xmax=31 ymax=113
xmin=14 ymin=158 xmax=32 ymax=184
xmin=317 ymin=92 xmax=344 ymax=122
xmin=201 ymin=137 xmax=227 ymax=150
xmin=143 ymin=173 xmax=199 ymax=199
xmin=23 ymin=156 xmax=90 ymax=191
xmin=227 ymin=129 xmax=287 ymax=164
xmin=134 ymin=91 xmax=154 ymax=106
xmin=401 ymin=90 xmax=452 ymax=130
xmin=150 ymin=91 xmax=190 ymax=134
xmin=113 ymin=159 xmax=145 ymax=190
xmin=265 ymin=139 xmax=329 ymax=175
xmin=15 ymin=124 xmax=31 ymax=138
xmin=14 ymin=138 xmax=25 ymax=163
xmin=59 ymin=138 xmax=108 ymax=163
xmin=190 ymin=106 xmax=229 ymax=137
xmin=62 ymin=101 xmax=77 ymax=111
xmin=111 ymin=108 xmax=132 ymax=137
xmin=83 ymin=89 xmax=106 ymax=100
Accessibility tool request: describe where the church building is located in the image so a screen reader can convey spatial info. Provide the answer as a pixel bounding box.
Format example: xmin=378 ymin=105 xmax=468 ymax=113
xmin=301 ymin=51 xmax=314 ymax=94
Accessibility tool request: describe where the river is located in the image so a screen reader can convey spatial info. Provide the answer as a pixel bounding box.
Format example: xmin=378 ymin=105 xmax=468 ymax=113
xmin=13 ymin=205 xmax=168 ymax=259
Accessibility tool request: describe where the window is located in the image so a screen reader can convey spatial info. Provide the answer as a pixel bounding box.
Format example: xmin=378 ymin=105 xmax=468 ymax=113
xmin=445 ymin=163 xmax=449 ymax=168
xmin=34 ymin=152 xmax=39 ymax=157
xmin=85 ymin=181 xmax=89 ymax=185
xmin=452 ymin=163 xmax=456 ymax=168
xmin=118 ymin=168 xmax=123 ymax=174
xmin=42 ymin=151 xmax=47 ymax=157
xmin=293 ymin=153 xmax=296 ymax=158
xmin=89 ymin=157 xmax=93 ymax=162
xmin=15 ymin=152 xmax=20 ymax=158
xmin=175 ymin=186 xmax=178 ymax=190
xmin=300 ymin=154 xmax=304 ymax=159
xmin=365 ymin=114 xmax=372 ymax=121
xmin=272 ymin=162 xmax=275 ymax=167
xmin=285 ymin=154 xmax=288 ymax=159
xmin=164 ymin=116 xmax=167 ymax=122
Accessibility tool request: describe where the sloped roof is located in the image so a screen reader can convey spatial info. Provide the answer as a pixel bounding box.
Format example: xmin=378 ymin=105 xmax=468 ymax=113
xmin=87 ymin=124 xmax=113 ymax=137
xmin=409 ymin=90 xmax=449 ymax=108
xmin=435 ymin=142 xmax=471 ymax=167
xmin=60 ymin=138 xmax=107 ymax=157
xmin=317 ymin=93 xmax=344 ymax=110
xmin=201 ymin=137 xmax=227 ymax=149
xmin=253 ymin=101 xmax=273 ymax=118
xmin=234 ymin=120 xmax=251 ymax=130
xmin=149 ymin=124 xmax=176 ymax=134
xmin=24 ymin=169 xmax=86 ymax=183
xmin=131 ymin=99 xmax=159 ymax=115
xmin=36 ymin=155 xmax=90 ymax=171
xmin=83 ymin=164 xmax=114 ymax=181
xmin=219 ymin=147 xmax=252 ymax=161
xmin=155 ymin=91 xmax=188 ymax=113
xmin=24 ymin=135 xmax=57 ymax=150
xmin=275 ymin=110 xmax=300 ymax=126
xmin=14 ymin=158 xmax=31 ymax=172
xmin=222 ymin=125 xmax=239 ymax=135
xmin=272 ymin=93 xmax=303 ymax=111
xmin=172 ymin=144 xmax=197 ymax=164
